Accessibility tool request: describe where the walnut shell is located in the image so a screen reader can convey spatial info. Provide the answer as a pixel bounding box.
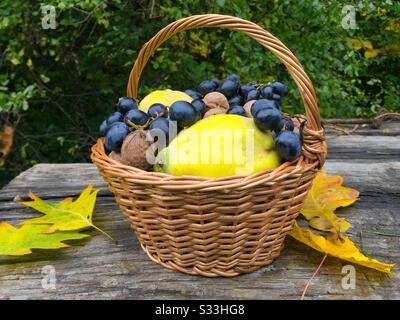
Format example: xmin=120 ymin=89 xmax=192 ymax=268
xmin=203 ymin=107 xmax=226 ymax=118
xmin=120 ymin=131 xmax=153 ymax=171
xmin=243 ymin=100 xmax=256 ymax=118
xmin=108 ymin=151 xmax=122 ymax=162
xmin=203 ymin=92 xmax=229 ymax=110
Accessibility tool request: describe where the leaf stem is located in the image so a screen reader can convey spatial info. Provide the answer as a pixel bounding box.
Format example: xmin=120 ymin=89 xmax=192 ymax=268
xmin=301 ymin=254 xmax=328 ymax=300
xmin=66 ymin=209 xmax=117 ymax=243
xmin=90 ymin=223 xmax=117 ymax=243
xmin=359 ymin=230 xmax=370 ymax=258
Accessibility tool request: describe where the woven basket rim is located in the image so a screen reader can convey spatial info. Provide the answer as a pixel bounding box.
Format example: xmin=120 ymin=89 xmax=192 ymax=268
xmin=91 ymin=137 xmax=319 ymax=191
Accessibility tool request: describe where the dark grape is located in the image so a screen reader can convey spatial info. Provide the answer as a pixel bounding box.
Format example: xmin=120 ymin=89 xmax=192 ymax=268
xmin=253 ymin=107 xmax=282 ymax=132
xmin=226 ymin=73 xmax=239 ymax=83
xmin=250 ymin=99 xmax=279 ymax=117
xmin=229 ymin=95 xmax=244 ymax=107
xmin=286 ymin=118 xmax=294 ymax=131
xmin=104 ymin=122 xmax=129 ymax=152
xmin=271 ymin=94 xmax=282 ymax=111
xmin=239 ymin=84 xmax=256 ymax=98
xmin=149 ymin=117 xmax=172 ymax=144
xmin=271 ymin=93 xmax=282 ymax=103
xmin=169 ymin=101 xmax=201 ymax=127
xmin=116 ymin=97 xmax=137 ymax=114
xmin=99 ymin=120 xmax=108 ymax=136
xmin=191 ymin=99 xmax=206 ymax=116
xmin=198 ymin=80 xmax=219 ymax=95
xmin=260 ymin=86 xmax=273 ymax=99
xmin=219 ymin=80 xmax=238 ymax=99
xmin=245 ymin=89 xmax=260 ymax=101
xmin=125 ymin=109 xmax=149 ymax=127
xmin=274 ymin=118 xmax=286 ymax=134
xmin=227 ymin=106 xmax=246 ymax=117
xmin=106 ymin=112 xmax=124 ymax=126
xmin=148 ymin=103 xmax=167 ymax=118
xmin=274 ymin=130 xmax=301 ymax=161
xmin=271 ymin=81 xmax=289 ymax=97
xmin=184 ymin=89 xmax=202 ymax=100
xmin=211 ymin=78 xmax=220 ymax=87
xmin=108 ymin=121 xmax=125 ymax=129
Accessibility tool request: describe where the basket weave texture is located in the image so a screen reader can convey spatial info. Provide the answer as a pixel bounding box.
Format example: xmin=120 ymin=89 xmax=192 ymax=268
xmin=91 ymin=14 xmax=327 ymax=277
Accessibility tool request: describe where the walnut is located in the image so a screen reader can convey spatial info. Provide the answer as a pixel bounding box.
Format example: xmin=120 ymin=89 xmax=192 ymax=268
xmin=108 ymin=151 xmax=122 ymax=162
xmin=243 ymin=100 xmax=256 ymax=118
xmin=120 ymin=131 xmax=153 ymax=170
xmin=203 ymin=107 xmax=226 ymax=118
xmin=203 ymin=92 xmax=229 ymax=110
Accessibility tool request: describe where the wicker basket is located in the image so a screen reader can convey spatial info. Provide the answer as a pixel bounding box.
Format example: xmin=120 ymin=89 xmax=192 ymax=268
xmin=91 ymin=14 xmax=327 ymax=277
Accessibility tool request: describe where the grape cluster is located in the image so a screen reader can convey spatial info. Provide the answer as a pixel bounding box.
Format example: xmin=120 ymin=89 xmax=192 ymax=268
xmin=185 ymin=74 xmax=302 ymax=162
xmin=99 ymin=74 xmax=302 ymax=164
xmin=99 ymin=97 xmax=173 ymax=153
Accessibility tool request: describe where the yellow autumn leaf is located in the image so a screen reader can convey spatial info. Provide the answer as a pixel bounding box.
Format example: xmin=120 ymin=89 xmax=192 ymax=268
xmin=385 ymin=20 xmax=400 ymax=32
xmin=347 ymin=38 xmax=362 ymax=51
xmin=365 ymin=49 xmax=381 ymax=59
xmin=377 ymin=8 xmax=387 ymax=15
xmin=190 ymin=32 xmax=209 ymax=58
xmin=300 ymin=170 xmax=359 ymax=237
xmin=0 ymin=223 xmax=88 ymax=256
xmin=364 ymin=40 xmax=374 ymax=50
xmin=18 ymin=184 xmax=114 ymax=241
xmin=290 ymin=222 xmax=395 ymax=273
xmin=347 ymin=39 xmax=374 ymax=51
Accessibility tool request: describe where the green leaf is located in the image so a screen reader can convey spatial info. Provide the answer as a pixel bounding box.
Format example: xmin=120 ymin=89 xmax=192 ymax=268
xmin=10 ymin=57 xmax=20 ymax=65
xmin=18 ymin=184 xmax=114 ymax=241
xmin=40 ymin=74 xmax=50 ymax=83
xmin=0 ymin=223 xmax=88 ymax=256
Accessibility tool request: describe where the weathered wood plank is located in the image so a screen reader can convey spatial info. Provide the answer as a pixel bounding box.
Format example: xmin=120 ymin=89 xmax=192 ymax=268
xmin=1 ymin=135 xmax=399 ymax=202
xmin=0 ymin=135 xmax=399 ymax=300
xmin=327 ymin=136 xmax=400 ymax=161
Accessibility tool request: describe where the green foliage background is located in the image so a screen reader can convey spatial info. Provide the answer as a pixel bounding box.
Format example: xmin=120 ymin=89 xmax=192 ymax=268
xmin=0 ymin=0 xmax=399 ymax=186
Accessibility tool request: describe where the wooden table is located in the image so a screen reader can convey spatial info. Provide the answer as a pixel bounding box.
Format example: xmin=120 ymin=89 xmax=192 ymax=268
xmin=0 ymin=130 xmax=399 ymax=299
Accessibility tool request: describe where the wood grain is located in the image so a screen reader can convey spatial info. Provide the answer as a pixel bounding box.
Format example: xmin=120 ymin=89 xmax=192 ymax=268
xmin=0 ymin=135 xmax=399 ymax=299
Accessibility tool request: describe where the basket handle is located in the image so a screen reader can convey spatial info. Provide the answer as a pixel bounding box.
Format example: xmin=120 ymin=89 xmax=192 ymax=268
xmin=127 ymin=14 xmax=322 ymax=132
